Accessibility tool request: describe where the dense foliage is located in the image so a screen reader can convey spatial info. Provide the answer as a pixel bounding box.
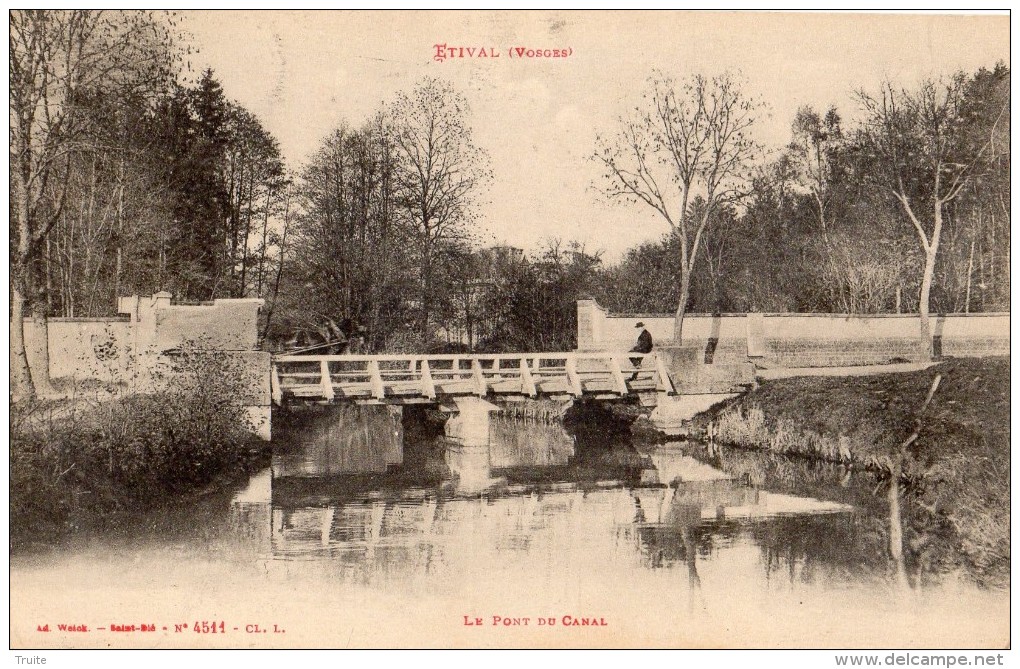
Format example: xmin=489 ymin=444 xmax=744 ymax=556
xmin=10 ymin=378 xmax=266 ymax=549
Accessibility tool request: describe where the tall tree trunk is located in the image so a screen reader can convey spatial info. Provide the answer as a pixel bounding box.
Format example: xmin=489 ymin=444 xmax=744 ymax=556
xmin=10 ymin=279 xmax=35 ymax=402
xmin=988 ymin=215 xmax=995 ymax=309
xmin=964 ymin=239 xmax=975 ymax=314
xmin=673 ymin=270 xmax=691 ymax=345
xmin=115 ymin=248 xmax=122 ymax=302
xmin=259 ymin=193 xmax=291 ymax=345
xmin=115 ymin=156 xmax=125 ymax=301
xmin=239 ymin=175 xmax=255 ymax=297
xmin=917 ymin=200 xmax=944 ymax=357
xmin=255 ymin=189 xmax=272 ymax=297
xmin=420 ymin=245 xmax=432 ymax=342
xmin=31 ymin=299 xmax=57 ymax=396
xmin=45 ymin=235 xmax=54 ymax=315
xmin=918 ymin=247 xmax=936 ymax=355
xmin=899 ymin=195 xmax=942 ymax=358
xmin=13 ymin=154 xmax=37 ymax=400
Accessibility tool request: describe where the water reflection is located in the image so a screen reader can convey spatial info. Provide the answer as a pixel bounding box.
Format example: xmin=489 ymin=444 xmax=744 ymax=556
xmin=11 ymin=408 xmax=1008 ymax=649
xmin=243 ymin=413 xmax=871 ymax=597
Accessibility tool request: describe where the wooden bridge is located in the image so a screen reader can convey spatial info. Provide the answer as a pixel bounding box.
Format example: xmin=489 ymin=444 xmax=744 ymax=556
xmin=270 ymin=352 xmax=677 ymax=406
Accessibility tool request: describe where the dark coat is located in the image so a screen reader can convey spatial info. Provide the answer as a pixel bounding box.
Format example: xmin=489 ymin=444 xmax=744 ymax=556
xmin=631 ymin=329 xmax=653 ymax=354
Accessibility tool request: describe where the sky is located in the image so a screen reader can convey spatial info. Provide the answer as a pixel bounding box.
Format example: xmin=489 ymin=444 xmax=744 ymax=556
xmin=180 ymin=10 xmax=1009 ymax=262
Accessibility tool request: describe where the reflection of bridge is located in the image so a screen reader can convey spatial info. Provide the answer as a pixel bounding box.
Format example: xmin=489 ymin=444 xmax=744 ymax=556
xmin=233 ymin=444 xmax=854 ymax=580
xmin=271 ymin=352 xmax=677 ymax=406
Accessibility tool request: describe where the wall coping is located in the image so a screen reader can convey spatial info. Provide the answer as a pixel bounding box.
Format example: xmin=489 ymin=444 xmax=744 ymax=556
xmin=609 ymin=312 xmax=747 ymax=318
xmin=172 ymin=298 xmax=264 ymax=306
xmin=579 ymin=298 xmax=1008 ymax=320
xmin=161 ymin=304 xmax=225 ymax=312
xmin=17 ymin=317 xmax=131 ymax=323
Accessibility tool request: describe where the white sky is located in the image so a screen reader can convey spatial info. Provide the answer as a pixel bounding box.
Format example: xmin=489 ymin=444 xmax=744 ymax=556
xmin=180 ymin=10 xmax=1009 ymax=262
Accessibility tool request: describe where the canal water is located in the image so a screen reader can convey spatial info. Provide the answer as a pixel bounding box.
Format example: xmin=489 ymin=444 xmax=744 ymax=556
xmin=10 ymin=410 xmax=1008 ymax=649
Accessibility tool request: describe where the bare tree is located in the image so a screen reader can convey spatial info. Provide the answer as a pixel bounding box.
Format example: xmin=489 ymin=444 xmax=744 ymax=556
xmin=389 ymin=77 xmax=491 ymax=342
xmin=594 ymin=72 xmax=764 ymax=342
xmin=856 ymin=75 xmax=1007 ymax=348
xmin=9 ymin=10 xmax=176 ymax=399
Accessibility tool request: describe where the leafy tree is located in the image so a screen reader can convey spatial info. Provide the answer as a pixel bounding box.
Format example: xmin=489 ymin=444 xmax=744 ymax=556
xmin=127 ymin=70 xmax=290 ymax=303
xmin=221 ymin=103 xmax=287 ymax=299
xmin=22 ymin=56 xmax=292 ymax=356
xmin=597 ymin=235 xmax=680 ymax=314
xmin=477 ymin=242 xmax=602 ymax=352
xmin=787 ymin=105 xmax=846 ymax=235
xmin=154 ymin=71 xmax=233 ymax=299
xmin=732 ymin=159 xmax=817 ymax=312
xmin=942 ymin=64 xmax=1010 ymax=312
xmin=428 ymin=241 xmax=485 ymax=350
xmin=282 ymin=118 xmax=414 ymax=351
xmin=45 ymin=89 xmax=174 ymax=318
xmin=254 ymin=181 xmax=295 ymax=345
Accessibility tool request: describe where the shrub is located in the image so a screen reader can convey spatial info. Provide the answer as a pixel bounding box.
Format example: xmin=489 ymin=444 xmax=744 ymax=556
xmin=10 ymin=352 xmax=267 ymax=550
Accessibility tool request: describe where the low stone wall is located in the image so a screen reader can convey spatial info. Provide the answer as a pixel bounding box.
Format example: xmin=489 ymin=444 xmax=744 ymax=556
xmin=12 ymin=317 xmax=132 ymax=383
xmin=149 ymin=299 xmax=262 ymax=351
xmin=577 ymin=300 xmax=1009 ymax=369
xmin=657 ymin=346 xmax=756 ymax=394
xmin=765 ymin=336 xmax=929 ymax=367
xmin=13 ymin=292 xmax=270 ymax=439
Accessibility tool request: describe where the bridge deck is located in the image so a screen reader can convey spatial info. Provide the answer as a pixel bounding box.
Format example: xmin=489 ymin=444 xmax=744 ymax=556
xmin=271 ymin=353 xmax=676 ymax=406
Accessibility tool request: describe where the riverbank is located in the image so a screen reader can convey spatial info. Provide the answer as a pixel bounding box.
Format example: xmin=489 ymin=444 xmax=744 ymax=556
xmin=10 ymin=391 xmax=269 ymax=552
xmin=693 ymin=356 xmax=1009 ymax=587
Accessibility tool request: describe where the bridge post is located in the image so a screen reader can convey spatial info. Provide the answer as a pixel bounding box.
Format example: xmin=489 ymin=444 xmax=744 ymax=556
xmin=443 ymin=397 xmax=501 ymax=491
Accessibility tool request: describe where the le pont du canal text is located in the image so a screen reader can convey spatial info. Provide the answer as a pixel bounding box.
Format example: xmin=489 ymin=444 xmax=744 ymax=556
xmin=463 ymin=615 xmax=607 ymax=627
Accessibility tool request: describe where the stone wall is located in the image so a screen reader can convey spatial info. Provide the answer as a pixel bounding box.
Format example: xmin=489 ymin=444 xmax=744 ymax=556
xmin=116 ymin=292 xmax=263 ymax=356
xmin=13 ymin=292 xmax=270 ymax=439
xmin=149 ymin=300 xmax=262 ymax=351
xmin=13 ymin=318 xmax=132 ymax=383
xmin=577 ymin=299 xmax=1010 ymax=369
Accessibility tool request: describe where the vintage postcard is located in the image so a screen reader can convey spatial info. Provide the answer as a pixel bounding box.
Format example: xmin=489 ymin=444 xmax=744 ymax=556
xmin=9 ymin=10 xmax=1010 ymax=656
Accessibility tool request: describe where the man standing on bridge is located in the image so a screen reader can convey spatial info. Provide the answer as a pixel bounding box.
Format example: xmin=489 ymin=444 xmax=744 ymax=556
xmin=629 ymin=322 xmax=653 ymax=381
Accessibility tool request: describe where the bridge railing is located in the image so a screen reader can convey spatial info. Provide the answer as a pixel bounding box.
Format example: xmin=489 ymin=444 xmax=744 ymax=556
xmin=270 ymin=352 xmax=676 ymax=405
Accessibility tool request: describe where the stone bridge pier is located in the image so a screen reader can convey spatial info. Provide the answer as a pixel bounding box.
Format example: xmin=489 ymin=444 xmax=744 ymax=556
xmin=442 ymin=397 xmax=503 ymax=491
xmin=272 ymin=404 xmax=404 ymax=477
xmin=275 ymin=397 xmax=522 ymax=491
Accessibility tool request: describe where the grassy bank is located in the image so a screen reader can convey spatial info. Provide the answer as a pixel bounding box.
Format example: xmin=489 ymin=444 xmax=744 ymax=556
xmin=695 ymin=357 xmax=1009 ymax=587
xmin=11 ymin=391 xmax=268 ymax=551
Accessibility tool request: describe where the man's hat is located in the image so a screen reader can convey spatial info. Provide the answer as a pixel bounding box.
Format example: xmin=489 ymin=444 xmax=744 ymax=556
xmin=635 ymin=322 xmax=645 ymax=328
